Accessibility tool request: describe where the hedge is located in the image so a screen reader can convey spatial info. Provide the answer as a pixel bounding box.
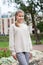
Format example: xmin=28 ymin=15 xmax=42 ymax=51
xmin=0 ymin=48 xmax=11 ymax=58
xmin=0 ymin=35 xmax=9 ymax=42
xmin=31 ymin=33 xmax=43 ymax=40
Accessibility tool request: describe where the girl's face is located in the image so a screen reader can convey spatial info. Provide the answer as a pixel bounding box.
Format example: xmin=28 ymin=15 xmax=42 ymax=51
xmin=16 ymin=12 xmax=24 ymax=23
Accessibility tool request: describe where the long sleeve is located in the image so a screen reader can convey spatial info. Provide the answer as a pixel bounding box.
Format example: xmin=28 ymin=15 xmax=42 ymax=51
xmin=9 ymin=24 xmax=16 ymax=55
xmin=27 ymin=26 xmax=33 ymax=51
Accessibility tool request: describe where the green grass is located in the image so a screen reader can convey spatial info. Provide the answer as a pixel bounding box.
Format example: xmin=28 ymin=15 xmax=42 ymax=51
xmin=0 ymin=42 xmax=9 ymax=48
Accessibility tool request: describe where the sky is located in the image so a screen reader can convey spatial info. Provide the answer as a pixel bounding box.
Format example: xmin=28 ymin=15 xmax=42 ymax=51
xmin=0 ymin=0 xmax=18 ymax=16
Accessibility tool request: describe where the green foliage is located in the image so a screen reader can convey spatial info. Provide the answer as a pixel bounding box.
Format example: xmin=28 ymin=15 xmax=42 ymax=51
xmin=31 ymin=34 xmax=43 ymax=40
xmin=15 ymin=0 xmax=41 ymax=14
xmin=0 ymin=49 xmax=11 ymax=58
xmin=31 ymin=34 xmax=43 ymax=44
xmin=37 ymin=22 xmax=43 ymax=32
xmin=20 ymin=3 xmax=28 ymax=13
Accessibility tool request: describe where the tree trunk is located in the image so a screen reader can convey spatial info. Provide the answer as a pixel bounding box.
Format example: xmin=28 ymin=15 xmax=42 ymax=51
xmin=31 ymin=13 xmax=41 ymax=44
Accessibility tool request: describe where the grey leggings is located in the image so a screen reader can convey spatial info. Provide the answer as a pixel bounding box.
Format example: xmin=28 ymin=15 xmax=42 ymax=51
xmin=16 ymin=52 xmax=29 ymax=65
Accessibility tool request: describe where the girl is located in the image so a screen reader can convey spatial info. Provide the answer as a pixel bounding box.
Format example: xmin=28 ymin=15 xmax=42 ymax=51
xmin=9 ymin=10 xmax=32 ymax=65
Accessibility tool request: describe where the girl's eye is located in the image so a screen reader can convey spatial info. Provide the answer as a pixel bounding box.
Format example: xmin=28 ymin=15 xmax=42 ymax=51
xmin=19 ymin=15 xmax=24 ymax=17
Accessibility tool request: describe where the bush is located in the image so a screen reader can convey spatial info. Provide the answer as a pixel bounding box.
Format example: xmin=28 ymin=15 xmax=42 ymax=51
xmin=37 ymin=22 xmax=43 ymax=32
xmin=0 ymin=35 xmax=9 ymax=42
xmin=0 ymin=48 xmax=11 ymax=58
xmin=31 ymin=33 xmax=43 ymax=40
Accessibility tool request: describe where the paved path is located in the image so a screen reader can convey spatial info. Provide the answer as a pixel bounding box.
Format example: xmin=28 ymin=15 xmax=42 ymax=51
xmin=33 ymin=44 xmax=43 ymax=51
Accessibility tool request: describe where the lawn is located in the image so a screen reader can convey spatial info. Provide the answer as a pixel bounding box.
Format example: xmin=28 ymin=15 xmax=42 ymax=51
xmin=0 ymin=42 xmax=9 ymax=48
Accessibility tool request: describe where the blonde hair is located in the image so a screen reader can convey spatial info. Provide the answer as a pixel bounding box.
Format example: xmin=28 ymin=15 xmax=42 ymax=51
xmin=15 ymin=9 xmax=24 ymax=21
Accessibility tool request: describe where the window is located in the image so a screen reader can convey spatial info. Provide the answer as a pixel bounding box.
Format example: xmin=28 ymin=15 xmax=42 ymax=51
xmin=8 ymin=19 xmax=10 ymax=27
xmin=11 ymin=18 xmax=14 ymax=24
xmin=2 ymin=19 xmax=4 ymax=34
xmin=0 ymin=21 xmax=1 ymax=34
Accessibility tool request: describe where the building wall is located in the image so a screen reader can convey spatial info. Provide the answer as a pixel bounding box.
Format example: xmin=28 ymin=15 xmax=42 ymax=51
xmin=0 ymin=16 xmax=15 ymax=35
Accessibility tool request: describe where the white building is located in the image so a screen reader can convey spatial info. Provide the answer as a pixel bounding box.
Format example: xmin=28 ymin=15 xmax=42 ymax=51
xmin=0 ymin=16 xmax=15 ymax=35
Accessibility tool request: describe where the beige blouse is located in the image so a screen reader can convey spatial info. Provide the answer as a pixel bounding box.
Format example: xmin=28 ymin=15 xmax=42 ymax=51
xmin=9 ymin=23 xmax=32 ymax=55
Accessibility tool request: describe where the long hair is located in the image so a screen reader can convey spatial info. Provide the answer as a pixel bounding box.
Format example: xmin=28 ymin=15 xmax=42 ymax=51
xmin=15 ymin=9 xmax=24 ymax=21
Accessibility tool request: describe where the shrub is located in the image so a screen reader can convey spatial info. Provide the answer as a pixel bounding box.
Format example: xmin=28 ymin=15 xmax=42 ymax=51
xmin=31 ymin=33 xmax=43 ymax=40
xmin=37 ymin=22 xmax=43 ymax=32
xmin=0 ymin=48 xmax=11 ymax=58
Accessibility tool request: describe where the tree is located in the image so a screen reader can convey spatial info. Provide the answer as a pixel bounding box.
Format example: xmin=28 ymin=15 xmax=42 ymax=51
xmin=15 ymin=0 xmax=41 ymax=44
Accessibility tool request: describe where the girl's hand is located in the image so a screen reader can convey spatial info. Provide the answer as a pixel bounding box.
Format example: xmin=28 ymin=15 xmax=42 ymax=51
xmin=12 ymin=54 xmax=17 ymax=60
xmin=29 ymin=53 xmax=32 ymax=59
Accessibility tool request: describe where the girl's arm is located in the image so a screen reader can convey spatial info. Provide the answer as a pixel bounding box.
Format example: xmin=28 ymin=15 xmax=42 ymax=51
xmin=9 ymin=24 xmax=16 ymax=55
xmin=27 ymin=26 xmax=33 ymax=51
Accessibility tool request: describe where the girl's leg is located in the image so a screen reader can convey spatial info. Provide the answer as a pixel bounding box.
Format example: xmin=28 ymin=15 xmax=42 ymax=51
xmin=16 ymin=52 xmax=28 ymax=65
xmin=24 ymin=52 xmax=30 ymax=65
